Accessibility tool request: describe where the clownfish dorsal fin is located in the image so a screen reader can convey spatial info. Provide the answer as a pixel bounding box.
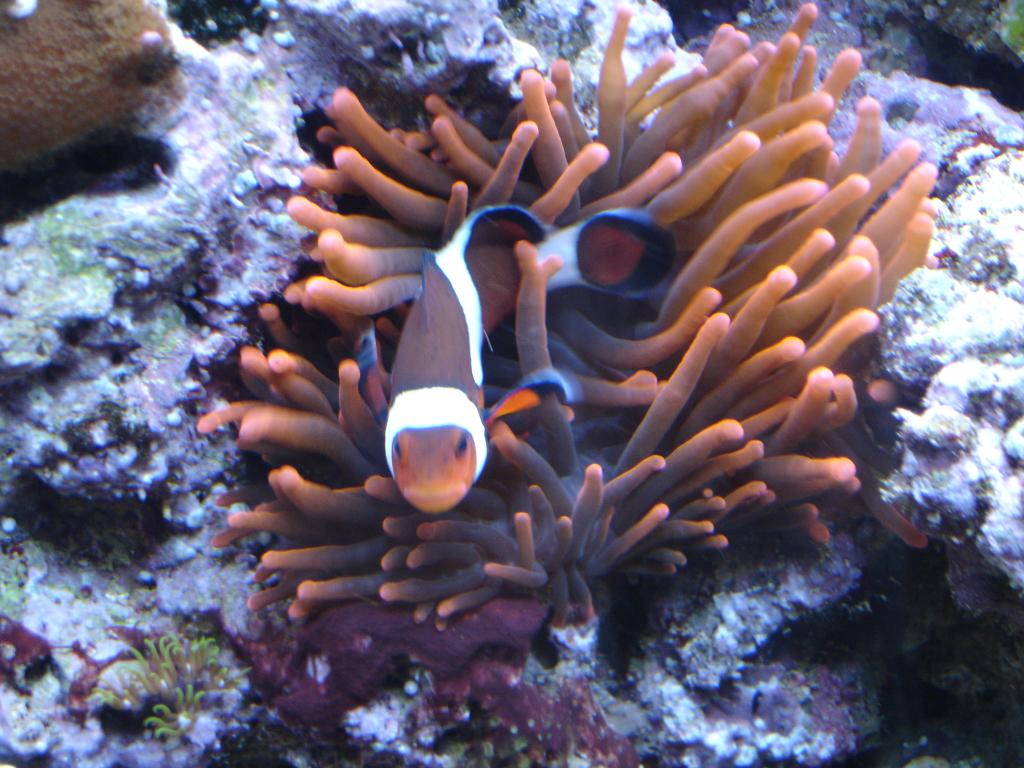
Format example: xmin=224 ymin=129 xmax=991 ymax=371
xmin=449 ymin=205 xmax=547 ymax=333
xmin=418 ymin=251 xmax=437 ymax=331
xmin=485 ymin=367 xmax=582 ymax=425
xmin=545 ymin=208 xmax=676 ymax=295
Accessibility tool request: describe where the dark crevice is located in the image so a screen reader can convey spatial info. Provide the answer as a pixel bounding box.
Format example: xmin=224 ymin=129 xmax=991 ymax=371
xmin=39 ymin=362 xmax=70 ymax=386
xmin=658 ymin=0 xmax=750 ymax=45
xmin=175 ymin=294 xmax=210 ymax=329
xmin=186 ymin=351 xmax=248 ymax=417
xmin=96 ymin=706 xmax=148 ymax=738
xmin=206 ymin=727 xmax=301 ymax=768
xmin=59 ymin=319 xmax=96 ymax=349
xmin=168 ymin=0 xmax=267 ymax=44
xmin=296 ymin=108 xmax=335 ymax=168
xmin=530 ymin=624 xmax=560 ymax=669
xmin=763 ymin=538 xmax=936 ymax=666
xmin=598 ymin=574 xmax=659 ymax=677
xmin=71 ymin=137 xmax=175 ymax=181
xmin=436 ymin=65 xmax=517 ymax=139
xmin=915 ymin=24 xmax=1024 ymax=111
xmin=13 ymin=474 xmax=171 ymax=568
xmin=767 ymin=539 xmax=1024 ymax=767
xmin=0 ymin=135 xmax=174 ymax=229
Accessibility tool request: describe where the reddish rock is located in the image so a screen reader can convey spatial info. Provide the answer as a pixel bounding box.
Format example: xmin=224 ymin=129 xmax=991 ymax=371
xmin=236 ymin=598 xmax=546 ymax=728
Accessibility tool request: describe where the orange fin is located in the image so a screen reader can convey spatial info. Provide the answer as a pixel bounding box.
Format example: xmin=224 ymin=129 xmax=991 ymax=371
xmin=487 ymin=389 xmax=543 ymax=423
xmin=485 ymin=368 xmax=581 ymax=426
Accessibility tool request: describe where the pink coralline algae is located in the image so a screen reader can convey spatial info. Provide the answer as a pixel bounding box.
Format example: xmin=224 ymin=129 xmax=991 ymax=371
xmin=232 ymin=598 xmax=639 ymax=763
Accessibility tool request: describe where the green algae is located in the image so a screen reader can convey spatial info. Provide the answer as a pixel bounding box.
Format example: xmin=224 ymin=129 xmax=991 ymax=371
xmin=36 ymin=207 xmax=110 ymax=285
xmin=1000 ymin=0 xmax=1024 ymax=60
xmin=0 ymin=542 xmax=31 ymax=616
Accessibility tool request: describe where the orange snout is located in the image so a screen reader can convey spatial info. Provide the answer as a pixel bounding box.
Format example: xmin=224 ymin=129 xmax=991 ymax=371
xmin=391 ymin=426 xmax=477 ymax=513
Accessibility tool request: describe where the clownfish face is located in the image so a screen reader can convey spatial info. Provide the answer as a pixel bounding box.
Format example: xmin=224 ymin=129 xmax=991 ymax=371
xmin=391 ymin=426 xmax=478 ymax=513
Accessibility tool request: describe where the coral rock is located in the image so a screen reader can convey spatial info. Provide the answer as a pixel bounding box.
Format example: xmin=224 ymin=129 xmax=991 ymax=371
xmin=238 ymin=597 xmax=545 ymax=727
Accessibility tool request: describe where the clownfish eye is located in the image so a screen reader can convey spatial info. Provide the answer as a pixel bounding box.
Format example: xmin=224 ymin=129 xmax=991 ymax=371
xmin=455 ymin=433 xmax=469 ymax=458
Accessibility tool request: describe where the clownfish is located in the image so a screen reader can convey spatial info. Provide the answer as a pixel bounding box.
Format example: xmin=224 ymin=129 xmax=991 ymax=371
xmin=375 ymin=205 xmax=675 ymax=514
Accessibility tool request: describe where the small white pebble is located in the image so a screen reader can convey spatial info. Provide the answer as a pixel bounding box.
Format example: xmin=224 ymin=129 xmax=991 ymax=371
xmin=136 ymin=570 xmax=156 ymax=586
xmin=1 ymin=517 xmax=16 ymax=534
xmin=272 ymin=29 xmax=295 ymax=48
xmin=5 ymin=0 xmax=36 ymax=19
xmin=205 ymin=18 xmax=219 ymax=32
xmin=243 ymin=32 xmax=261 ymax=55
xmin=185 ymin=503 xmax=207 ymax=529
xmin=232 ymin=169 xmax=259 ymax=197
xmin=3 ymin=271 xmax=25 ymax=295
xmin=736 ymin=10 xmax=752 ymax=26
xmin=165 ymin=409 xmax=183 ymax=427
xmin=404 ymin=680 xmax=419 ymax=696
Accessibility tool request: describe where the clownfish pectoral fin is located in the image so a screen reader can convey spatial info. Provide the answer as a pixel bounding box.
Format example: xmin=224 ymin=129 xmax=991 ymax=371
xmin=355 ymin=323 xmax=389 ymax=424
xmin=485 ymin=367 xmax=582 ymax=425
xmin=486 ymin=388 xmax=542 ymax=424
xmin=546 ymin=208 xmax=676 ymax=295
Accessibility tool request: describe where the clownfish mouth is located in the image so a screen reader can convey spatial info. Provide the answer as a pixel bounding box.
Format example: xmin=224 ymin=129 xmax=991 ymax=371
xmin=401 ymin=482 xmax=471 ymax=514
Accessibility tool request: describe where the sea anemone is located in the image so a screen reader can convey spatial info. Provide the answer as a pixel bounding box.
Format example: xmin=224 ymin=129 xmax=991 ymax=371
xmin=200 ymin=3 xmax=935 ymax=628
xmin=92 ymin=634 xmax=247 ymax=739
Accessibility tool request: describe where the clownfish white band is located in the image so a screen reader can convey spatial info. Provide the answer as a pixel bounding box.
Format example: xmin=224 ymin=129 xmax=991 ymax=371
xmin=384 ymin=387 xmax=488 ymax=480
xmin=434 ymin=223 xmax=484 ymax=386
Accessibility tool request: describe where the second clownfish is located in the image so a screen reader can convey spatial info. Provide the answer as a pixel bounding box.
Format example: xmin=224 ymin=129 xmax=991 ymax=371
xmin=373 ymin=205 xmax=675 ymax=513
